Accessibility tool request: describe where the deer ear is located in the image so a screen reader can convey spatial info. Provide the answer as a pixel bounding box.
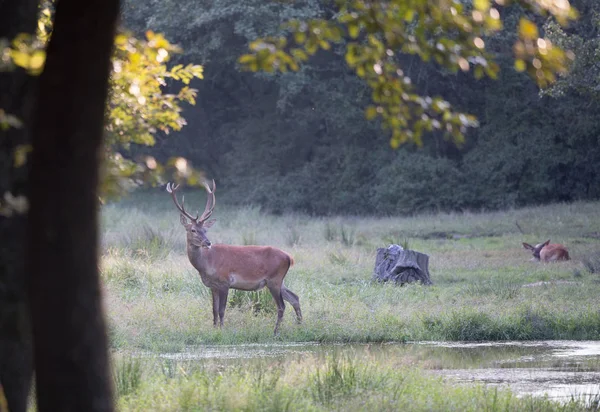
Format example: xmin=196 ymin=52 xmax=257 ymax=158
xmin=180 ymin=214 xmax=189 ymax=226
xmin=523 ymin=243 xmax=533 ymax=250
xmin=203 ymin=219 xmax=217 ymax=229
xmin=543 ymin=239 xmax=551 ymax=246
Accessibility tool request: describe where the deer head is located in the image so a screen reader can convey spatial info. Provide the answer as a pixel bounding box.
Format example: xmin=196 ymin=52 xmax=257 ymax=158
xmin=166 ymin=180 xmax=216 ymax=249
xmin=522 ymin=239 xmax=570 ymax=262
xmin=522 ymin=239 xmax=550 ymax=260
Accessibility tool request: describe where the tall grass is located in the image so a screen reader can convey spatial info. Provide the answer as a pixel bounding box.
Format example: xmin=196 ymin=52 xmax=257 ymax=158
xmin=581 ymin=251 xmax=600 ymax=275
xmin=286 ymin=225 xmax=302 ymax=247
xmin=323 ymin=221 xmax=338 ymax=242
xmin=241 ymin=230 xmax=257 ymax=245
xmin=113 ymin=356 xmax=143 ymax=398
xmin=340 ymin=224 xmax=356 ymax=246
xmin=310 ymin=354 xmax=360 ymax=405
xmin=114 ymin=353 xmax=592 ymax=411
xmin=229 ymin=289 xmax=276 ymax=314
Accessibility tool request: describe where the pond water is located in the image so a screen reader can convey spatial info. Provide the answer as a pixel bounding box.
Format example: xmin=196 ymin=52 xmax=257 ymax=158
xmin=156 ymin=341 xmax=600 ymax=405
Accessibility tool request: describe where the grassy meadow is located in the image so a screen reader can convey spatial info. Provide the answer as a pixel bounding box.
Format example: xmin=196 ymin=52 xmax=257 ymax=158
xmin=101 ymin=191 xmax=600 ymax=410
xmin=102 ymin=192 xmax=600 ymax=350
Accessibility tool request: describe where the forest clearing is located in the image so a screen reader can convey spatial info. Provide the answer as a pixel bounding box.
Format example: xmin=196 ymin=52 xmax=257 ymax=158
xmin=103 ymin=194 xmax=600 ymax=409
xmin=3 ymin=0 xmax=600 ymax=410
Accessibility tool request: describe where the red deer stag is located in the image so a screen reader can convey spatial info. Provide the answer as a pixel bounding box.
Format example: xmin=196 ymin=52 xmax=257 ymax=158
xmin=522 ymin=240 xmax=570 ymax=262
xmin=166 ymin=181 xmax=302 ymax=335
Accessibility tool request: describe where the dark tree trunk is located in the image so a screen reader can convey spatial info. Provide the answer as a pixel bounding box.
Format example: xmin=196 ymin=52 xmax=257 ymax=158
xmin=26 ymin=0 xmax=120 ymax=410
xmin=0 ymin=1 xmax=40 ymax=411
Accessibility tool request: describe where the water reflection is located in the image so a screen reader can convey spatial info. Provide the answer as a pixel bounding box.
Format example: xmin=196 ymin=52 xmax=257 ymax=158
xmin=423 ymin=341 xmax=600 ymax=405
xmin=152 ymin=341 xmax=600 ymax=405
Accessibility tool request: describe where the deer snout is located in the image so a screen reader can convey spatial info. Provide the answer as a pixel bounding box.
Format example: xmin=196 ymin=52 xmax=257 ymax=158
xmin=203 ymin=240 xmax=212 ymax=249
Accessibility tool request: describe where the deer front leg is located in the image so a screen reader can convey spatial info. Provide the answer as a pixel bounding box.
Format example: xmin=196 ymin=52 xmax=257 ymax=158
xmin=211 ymin=289 xmax=220 ymax=327
xmin=218 ymin=288 xmax=229 ymax=327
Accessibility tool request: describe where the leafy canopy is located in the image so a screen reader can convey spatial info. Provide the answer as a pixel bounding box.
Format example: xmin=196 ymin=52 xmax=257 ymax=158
xmin=543 ymin=4 xmax=600 ymax=100
xmin=239 ymin=0 xmax=578 ymax=148
xmin=103 ymin=30 xmax=205 ymax=197
xmin=0 ymin=2 xmax=205 ymax=204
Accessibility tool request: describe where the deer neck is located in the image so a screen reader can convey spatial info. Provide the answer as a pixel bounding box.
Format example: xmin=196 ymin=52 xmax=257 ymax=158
xmin=186 ymin=243 xmax=222 ymax=288
xmin=187 ymin=243 xmax=207 ymax=271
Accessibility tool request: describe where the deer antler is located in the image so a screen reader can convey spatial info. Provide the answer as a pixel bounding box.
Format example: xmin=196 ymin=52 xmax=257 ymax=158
xmin=198 ymin=179 xmax=216 ymax=223
xmin=166 ymin=182 xmax=198 ymax=222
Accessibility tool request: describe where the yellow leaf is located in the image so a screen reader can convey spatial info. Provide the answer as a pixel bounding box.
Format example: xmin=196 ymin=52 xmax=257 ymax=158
xmin=29 ymin=51 xmax=45 ymax=71
xmin=13 ymin=145 xmax=32 ymax=168
xmin=115 ymin=34 xmax=128 ymax=46
xmin=291 ymin=48 xmax=308 ymax=62
xmin=474 ymin=0 xmax=490 ymax=11
xmin=238 ymin=54 xmax=255 ymax=64
xmin=130 ymin=52 xmax=141 ymax=65
xmin=519 ymin=18 xmax=538 ymax=41
xmin=10 ymin=50 xmax=29 ymax=69
xmin=514 ymin=59 xmax=526 ymax=72
xmin=345 ymin=51 xmax=356 ymax=66
xmin=294 ymin=32 xmax=306 ymax=44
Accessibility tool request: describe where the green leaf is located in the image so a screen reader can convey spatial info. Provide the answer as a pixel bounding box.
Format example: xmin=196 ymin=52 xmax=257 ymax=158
xmin=365 ymin=106 xmax=378 ymax=120
xmin=294 ymin=31 xmax=306 ymax=44
xmin=348 ymin=23 xmax=360 ymax=39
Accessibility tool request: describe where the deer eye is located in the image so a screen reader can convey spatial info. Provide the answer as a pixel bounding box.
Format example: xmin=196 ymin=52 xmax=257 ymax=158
xmin=190 ymin=228 xmax=197 ymax=233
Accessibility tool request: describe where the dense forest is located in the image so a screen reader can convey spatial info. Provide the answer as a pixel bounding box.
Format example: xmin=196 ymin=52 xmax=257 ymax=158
xmin=121 ymin=0 xmax=600 ymax=215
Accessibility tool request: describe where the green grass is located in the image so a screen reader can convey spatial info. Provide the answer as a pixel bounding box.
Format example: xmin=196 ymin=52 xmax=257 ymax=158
xmin=113 ymin=353 xmax=592 ymax=411
xmin=113 ymin=355 xmax=143 ymax=398
xmin=101 ymin=195 xmax=600 ymax=350
xmin=101 ymin=194 xmax=600 ymax=409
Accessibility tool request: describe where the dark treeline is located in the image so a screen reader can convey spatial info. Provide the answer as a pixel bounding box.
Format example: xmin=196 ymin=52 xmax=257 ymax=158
xmin=121 ymin=0 xmax=600 ymax=215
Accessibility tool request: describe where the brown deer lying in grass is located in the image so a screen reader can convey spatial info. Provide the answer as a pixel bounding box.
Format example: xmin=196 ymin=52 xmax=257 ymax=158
xmin=522 ymin=240 xmax=570 ymax=262
xmin=166 ymin=180 xmax=302 ymax=335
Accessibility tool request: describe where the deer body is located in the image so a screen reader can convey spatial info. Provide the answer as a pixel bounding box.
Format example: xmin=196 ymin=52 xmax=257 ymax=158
xmin=188 ymin=244 xmax=292 ymax=290
xmin=522 ymin=240 xmax=570 ymax=262
xmin=168 ymin=181 xmax=302 ymax=335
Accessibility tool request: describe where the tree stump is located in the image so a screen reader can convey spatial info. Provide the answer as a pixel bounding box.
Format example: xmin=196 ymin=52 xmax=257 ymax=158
xmin=373 ymin=244 xmax=433 ymax=285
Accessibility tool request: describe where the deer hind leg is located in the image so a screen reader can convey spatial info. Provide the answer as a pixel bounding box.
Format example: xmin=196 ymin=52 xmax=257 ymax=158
xmin=211 ymin=289 xmax=220 ymax=327
xmin=268 ymin=285 xmax=286 ymax=335
xmin=281 ymin=286 xmax=302 ymax=323
xmin=218 ymin=289 xmax=229 ymax=327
